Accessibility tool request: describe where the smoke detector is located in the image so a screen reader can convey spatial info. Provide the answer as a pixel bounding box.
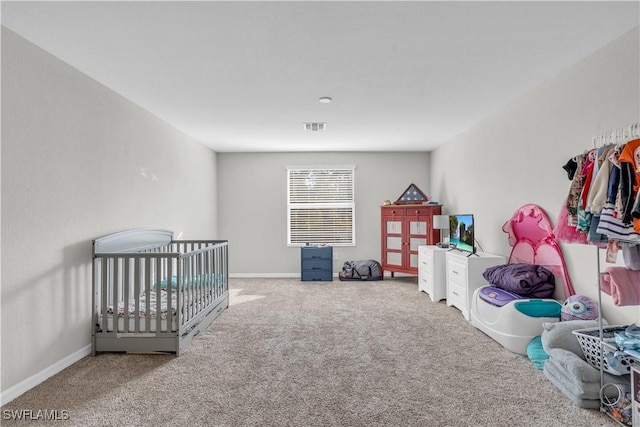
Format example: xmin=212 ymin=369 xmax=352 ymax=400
xmin=303 ymin=122 xmax=327 ymax=131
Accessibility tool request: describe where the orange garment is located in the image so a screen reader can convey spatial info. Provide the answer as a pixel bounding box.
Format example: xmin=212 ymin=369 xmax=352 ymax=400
xmin=619 ymin=139 xmax=640 ymax=226
xmin=619 ymin=139 xmax=640 ymax=194
xmin=618 ymin=138 xmax=640 ymax=171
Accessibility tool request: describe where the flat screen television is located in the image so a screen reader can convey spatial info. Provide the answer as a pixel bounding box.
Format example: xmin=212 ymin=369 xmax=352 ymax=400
xmin=449 ymin=214 xmax=475 ymax=254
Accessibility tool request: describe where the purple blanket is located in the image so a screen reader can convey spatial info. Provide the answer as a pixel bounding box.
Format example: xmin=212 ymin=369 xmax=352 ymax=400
xmin=482 ymin=263 xmax=555 ymax=298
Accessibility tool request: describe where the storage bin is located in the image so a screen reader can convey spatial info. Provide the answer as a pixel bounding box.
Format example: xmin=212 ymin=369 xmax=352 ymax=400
xmin=600 ymin=382 xmax=633 ymax=426
xmin=573 ymin=326 xmax=639 ymax=376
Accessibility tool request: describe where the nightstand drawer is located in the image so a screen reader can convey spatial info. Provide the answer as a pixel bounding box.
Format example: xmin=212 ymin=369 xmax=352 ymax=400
xmin=419 ymin=266 xmax=430 ymax=280
xmin=447 ymin=281 xmax=467 ymax=308
xmin=447 ymin=259 xmax=467 ymax=285
xmin=419 ymin=272 xmax=434 ymax=293
xmin=302 ymin=259 xmax=332 ymax=271
xmin=419 ymin=252 xmax=433 ymax=274
xmin=302 ymin=270 xmax=333 ymax=281
xmin=301 ymin=246 xmax=332 ymax=261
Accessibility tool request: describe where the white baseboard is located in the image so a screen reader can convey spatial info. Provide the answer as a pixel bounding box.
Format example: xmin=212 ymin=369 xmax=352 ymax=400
xmin=229 ymin=273 xmax=300 ymax=278
xmin=229 ymin=273 xmax=415 ymax=279
xmin=1 ymin=344 xmax=91 ymax=405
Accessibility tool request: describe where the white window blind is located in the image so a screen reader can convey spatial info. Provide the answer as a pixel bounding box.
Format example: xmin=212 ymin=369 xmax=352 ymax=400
xmin=287 ymin=166 xmax=355 ymax=246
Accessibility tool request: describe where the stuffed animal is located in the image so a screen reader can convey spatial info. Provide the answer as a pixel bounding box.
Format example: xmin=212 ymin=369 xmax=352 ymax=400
xmin=561 ymin=294 xmax=599 ymax=321
xmin=527 ymin=297 xmax=599 ymax=370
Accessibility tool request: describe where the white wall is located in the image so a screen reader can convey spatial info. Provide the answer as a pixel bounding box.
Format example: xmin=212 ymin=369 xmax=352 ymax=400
xmin=431 ymin=27 xmax=640 ymax=325
xmin=1 ymin=28 xmax=219 ymax=400
xmin=218 ymin=151 xmax=431 ymax=275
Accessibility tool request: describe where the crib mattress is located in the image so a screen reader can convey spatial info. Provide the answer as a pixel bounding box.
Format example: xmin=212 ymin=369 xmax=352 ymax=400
xmin=101 ymin=288 xmax=220 ymax=333
xmin=105 ymin=316 xmax=178 ymax=333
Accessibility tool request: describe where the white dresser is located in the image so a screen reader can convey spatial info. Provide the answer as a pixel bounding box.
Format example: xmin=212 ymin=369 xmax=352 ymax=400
xmin=445 ymin=250 xmax=506 ymax=320
xmin=418 ymin=245 xmax=448 ymax=302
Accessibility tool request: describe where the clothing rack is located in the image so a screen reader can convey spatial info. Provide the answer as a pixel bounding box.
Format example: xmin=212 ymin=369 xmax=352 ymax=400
xmin=591 ymin=122 xmax=639 ymax=425
xmin=592 ymin=122 xmax=640 ymax=147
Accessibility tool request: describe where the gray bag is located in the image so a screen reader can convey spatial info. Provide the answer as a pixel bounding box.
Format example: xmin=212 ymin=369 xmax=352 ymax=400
xmin=339 ymin=260 xmax=383 ymax=281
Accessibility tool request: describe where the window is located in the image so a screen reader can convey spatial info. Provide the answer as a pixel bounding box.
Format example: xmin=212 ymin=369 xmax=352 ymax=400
xmin=287 ymin=166 xmax=355 ymax=246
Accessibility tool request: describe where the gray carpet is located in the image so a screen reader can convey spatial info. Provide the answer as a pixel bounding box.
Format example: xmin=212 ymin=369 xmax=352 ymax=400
xmin=2 ymin=278 xmax=612 ymax=426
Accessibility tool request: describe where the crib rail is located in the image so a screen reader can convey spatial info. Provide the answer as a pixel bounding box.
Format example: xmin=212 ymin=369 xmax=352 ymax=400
xmin=174 ymin=241 xmax=228 ymax=329
xmin=92 ymin=238 xmax=228 ymax=355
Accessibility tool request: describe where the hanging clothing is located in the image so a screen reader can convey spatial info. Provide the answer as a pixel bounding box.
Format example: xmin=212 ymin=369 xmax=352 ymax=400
xmin=586 ymin=146 xmax=615 ymax=214
xmin=622 ymin=244 xmax=640 ymax=270
xmin=633 ymin=195 xmax=640 ymax=225
xmin=562 ymin=158 xmax=578 ymax=180
xmin=618 ymin=138 xmax=640 ymax=225
xmin=566 ymin=153 xmax=587 ymax=219
xmin=607 ymin=165 xmax=621 ymax=205
xmin=595 ymin=202 xmax=640 ymax=244
xmin=554 ymin=197 xmax=589 ymax=245
xmin=587 ymin=214 xmax=608 ymax=245
xmin=557 ymin=134 xmax=640 ymax=254
xmin=580 ymin=150 xmax=596 ymax=210
xmin=579 ymin=149 xmax=597 ymax=211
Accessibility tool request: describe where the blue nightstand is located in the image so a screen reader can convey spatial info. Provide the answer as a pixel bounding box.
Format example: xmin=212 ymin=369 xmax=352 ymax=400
xmin=301 ymin=246 xmax=333 ymax=281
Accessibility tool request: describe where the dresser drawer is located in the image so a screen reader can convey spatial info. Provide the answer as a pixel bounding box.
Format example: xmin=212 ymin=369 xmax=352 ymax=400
xmin=301 ymin=246 xmax=332 ymax=261
xmin=419 ymin=272 xmax=434 ymax=294
xmin=406 ymin=206 xmax=436 ymax=218
xmin=419 ymin=252 xmax=433 ymax=274
xmin=302 ymin=259 xmax=332 ymax=272
xmin=447 ymin=281 xmax=467 ymax=309
xmin=419 ymin=266 xmax=430 ymax=279
xmin=381 ymin=205 xmax=441 ymax=218
xmin=447 ymin=258 xmax=468 ymax=286
xmin=381 ymin=207 xmax=405 ymax=218
xmin=301 ymin=270 xmax=333 ymax=281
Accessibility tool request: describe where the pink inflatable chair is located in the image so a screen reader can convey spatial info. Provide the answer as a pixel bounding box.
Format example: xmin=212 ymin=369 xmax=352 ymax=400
xmin=470 ymin=204 xmax=575 ymax=354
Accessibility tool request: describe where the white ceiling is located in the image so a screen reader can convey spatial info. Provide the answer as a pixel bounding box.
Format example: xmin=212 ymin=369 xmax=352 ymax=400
xmin=2 ymin=1 xmax=639 ymax=152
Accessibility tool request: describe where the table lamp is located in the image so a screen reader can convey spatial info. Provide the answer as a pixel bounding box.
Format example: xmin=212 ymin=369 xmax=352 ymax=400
xmin=433 ymin=215 xmax=450 ymax=248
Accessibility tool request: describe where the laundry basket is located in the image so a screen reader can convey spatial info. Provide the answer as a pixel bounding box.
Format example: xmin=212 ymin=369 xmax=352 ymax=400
xmin=573 ymin=326 xmax=638 ymax=375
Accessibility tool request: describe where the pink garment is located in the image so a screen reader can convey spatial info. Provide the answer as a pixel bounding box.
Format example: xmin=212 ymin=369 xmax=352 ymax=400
xmin=554 ymin=198 xmax=588 ymax=245
xmin=600 ymin=266 xmax=640 ymax=306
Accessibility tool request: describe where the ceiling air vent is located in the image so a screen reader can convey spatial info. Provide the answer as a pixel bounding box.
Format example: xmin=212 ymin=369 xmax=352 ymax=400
xmin=303 ymin=122 xmax=326 ymax=132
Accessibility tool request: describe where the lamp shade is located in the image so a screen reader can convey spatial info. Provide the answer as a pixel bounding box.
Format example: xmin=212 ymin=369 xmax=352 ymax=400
xmin=433 ymin=215 xmax=449 ymax=230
